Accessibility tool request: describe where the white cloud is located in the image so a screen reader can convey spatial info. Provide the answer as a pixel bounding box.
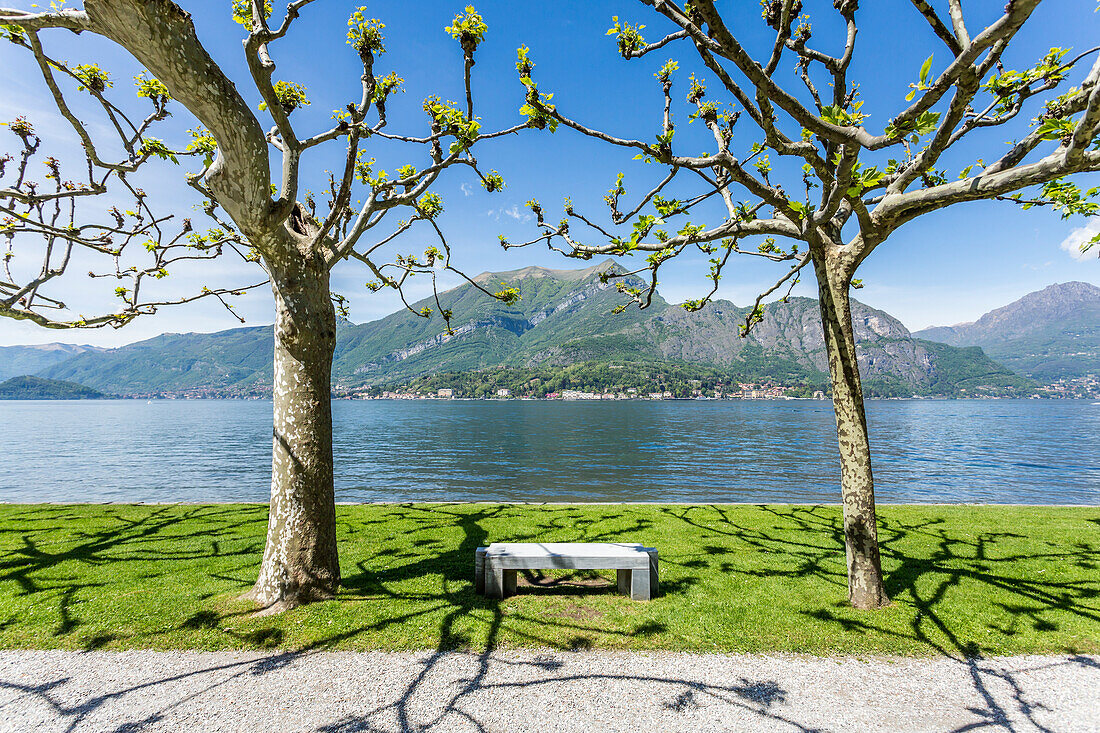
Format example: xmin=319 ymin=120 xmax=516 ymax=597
xmin=504 ymin=204 xmax=530 ymax=222
xmin=486 ymin=205 xmax=532 ymax=223
xmin=1059 ymin=218 xmax=1100 ymax=261
xmin=460 ymin=182 xmax=473 ymax=196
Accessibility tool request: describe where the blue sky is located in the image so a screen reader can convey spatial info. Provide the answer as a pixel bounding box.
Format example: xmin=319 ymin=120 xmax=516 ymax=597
xmin=1 ymin=0 xmax=1098 ymax=347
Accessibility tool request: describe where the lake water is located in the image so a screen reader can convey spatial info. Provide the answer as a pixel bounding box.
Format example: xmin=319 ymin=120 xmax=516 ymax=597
xmin=0 ymin=399 xmax=1097 ymax=505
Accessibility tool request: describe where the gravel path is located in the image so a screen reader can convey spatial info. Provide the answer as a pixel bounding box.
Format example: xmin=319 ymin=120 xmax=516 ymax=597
xmin=0 ymin=650 xmax=1097 ymax=732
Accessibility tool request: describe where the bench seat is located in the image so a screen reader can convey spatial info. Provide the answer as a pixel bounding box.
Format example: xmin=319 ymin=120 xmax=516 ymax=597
xmin=475 ymin=542 xmax=659 ymax=601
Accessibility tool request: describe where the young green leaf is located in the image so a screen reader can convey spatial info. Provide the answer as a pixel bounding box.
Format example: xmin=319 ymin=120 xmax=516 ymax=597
xmin=919 ymin=53 xmax=934 ymax=86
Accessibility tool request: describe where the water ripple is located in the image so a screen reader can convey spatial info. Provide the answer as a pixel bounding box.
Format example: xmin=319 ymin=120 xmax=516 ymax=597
xmin=0 ymin=399 xmax=1096 ymax=504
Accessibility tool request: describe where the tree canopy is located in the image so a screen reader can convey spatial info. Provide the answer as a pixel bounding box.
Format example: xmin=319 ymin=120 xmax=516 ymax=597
xmin=1 ymin=1 xmax=524 ymax=332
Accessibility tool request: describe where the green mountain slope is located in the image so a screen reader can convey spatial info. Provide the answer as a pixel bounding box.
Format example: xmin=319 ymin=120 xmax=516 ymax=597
xmin=31 ymin=259 xmax=1030 ymax=396
xmin=332 ymin=261 xmax=659 ymax=383
xmin=913 ymin=282 xmax=1100 ymax=380
xmin=0 ymin=375 xmax=107 ymax=399
xmin=331 ymin=261 xmax=1027 ymax=395
xmin=43 ymin=326 xmax=273 ymax=394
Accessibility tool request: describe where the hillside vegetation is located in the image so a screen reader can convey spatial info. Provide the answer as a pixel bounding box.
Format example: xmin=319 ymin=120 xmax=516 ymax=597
xmin=0 ymin=376 xmax=107 ymax=400
xmin=23 ymin=261 xmax=1032 ymax=397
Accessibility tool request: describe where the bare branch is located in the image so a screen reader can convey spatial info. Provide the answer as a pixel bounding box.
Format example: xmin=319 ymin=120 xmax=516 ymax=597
xmin=908 ymin=0 xmax=963 ymax=56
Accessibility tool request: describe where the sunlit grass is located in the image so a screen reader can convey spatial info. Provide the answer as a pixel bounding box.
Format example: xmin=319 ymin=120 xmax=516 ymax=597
xmin=0 ymin=503 xmax=1097 ymax=656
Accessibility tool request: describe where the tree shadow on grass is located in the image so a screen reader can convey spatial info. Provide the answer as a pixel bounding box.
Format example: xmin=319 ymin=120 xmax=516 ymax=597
xmin=0 ymin=502 xmax=667 ymax=651
xmin=663 ymin=503 xmax=1100 ymax=733
xmin=0 ymin=504 xmax=267 ymax=645
xmin=1 ymin=502 xmax=1097 ymax=731
xmin=0 ymin=502 xmax=808 ymax=732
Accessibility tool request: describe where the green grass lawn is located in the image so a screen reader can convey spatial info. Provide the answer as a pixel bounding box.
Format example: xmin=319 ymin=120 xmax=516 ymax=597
xmin=0 ymin=503 xmax=1097 ymax=657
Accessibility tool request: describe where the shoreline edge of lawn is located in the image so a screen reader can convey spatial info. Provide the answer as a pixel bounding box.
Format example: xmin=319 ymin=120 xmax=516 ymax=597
xmin=0 ymin=500 xmax=1097 ymax=507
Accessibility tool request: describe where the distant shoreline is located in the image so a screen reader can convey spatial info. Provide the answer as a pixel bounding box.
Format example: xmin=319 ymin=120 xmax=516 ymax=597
xmin=3 ymin=396 xmax=1098 ymax=402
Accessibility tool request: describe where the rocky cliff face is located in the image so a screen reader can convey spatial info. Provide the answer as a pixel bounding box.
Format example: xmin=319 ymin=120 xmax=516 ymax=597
xmin=629 ymin=296 xmax=939 ymax=386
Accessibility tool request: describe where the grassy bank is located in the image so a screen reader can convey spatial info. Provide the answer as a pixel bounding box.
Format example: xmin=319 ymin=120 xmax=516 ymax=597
xmin=0 ymin=503 xmax=1097 ymax=656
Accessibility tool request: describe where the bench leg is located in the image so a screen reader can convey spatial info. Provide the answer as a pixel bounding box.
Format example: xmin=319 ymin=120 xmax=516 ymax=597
xmin=485 ymin=559 xmax=503 ymax=599
xmin=647 ymin=549 xmax=659 ymax=598
xmin=485 ymin=561 xmax=517 ymax=600
xmin=630 ymin=567 xmax=650 ymax=601
xmin=617 ymin=569 xmax=631 ymax=595
xmin=631 ymin=551 xmax=659 ymax=601
xmin=475 ymin=547 xmax=487 ymax=596
xmin=503 ymin=569 xmax=518 ymax=597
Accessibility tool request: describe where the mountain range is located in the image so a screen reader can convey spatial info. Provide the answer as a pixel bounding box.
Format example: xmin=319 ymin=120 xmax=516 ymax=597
xmin=0 ymin=259 xmax=1065 ymax=398
xmin=912 ymin=281 xmax=1100 ymax=381
xmin=0 ymin=343 xmax=103 ymax=382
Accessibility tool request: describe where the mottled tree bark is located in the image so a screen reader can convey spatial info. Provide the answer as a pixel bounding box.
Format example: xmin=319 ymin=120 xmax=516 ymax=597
xmin=812 ymin=251 xmax=889 ymax=610
xmin=244 ymin=253 xmax=339 ymax=611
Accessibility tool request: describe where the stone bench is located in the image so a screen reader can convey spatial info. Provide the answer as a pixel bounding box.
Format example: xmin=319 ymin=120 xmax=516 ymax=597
xmin=475 ymin=543 xmax=659 ymax=601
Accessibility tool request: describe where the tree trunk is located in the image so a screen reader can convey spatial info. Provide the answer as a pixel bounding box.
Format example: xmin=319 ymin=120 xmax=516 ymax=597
xmin=244 ymin=253 xmax=340 ymax=612
xmin=812 ymin=252 xmax=890 ymax=610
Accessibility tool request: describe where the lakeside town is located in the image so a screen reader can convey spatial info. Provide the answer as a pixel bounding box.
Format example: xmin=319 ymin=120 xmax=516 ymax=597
xmin=367 ymin=382 xmax=809 ymax=401
xmin=94 ymin=374 xmax=1100 ymax=401
xmin=353 ymin=375 xmax=1100 ymax=401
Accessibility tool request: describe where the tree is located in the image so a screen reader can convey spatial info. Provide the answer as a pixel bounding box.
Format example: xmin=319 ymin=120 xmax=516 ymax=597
xmin=504 ymin=0 xmax=1100 ymax=608
xmin=0 ymin=0 xmax=527 ymax=612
